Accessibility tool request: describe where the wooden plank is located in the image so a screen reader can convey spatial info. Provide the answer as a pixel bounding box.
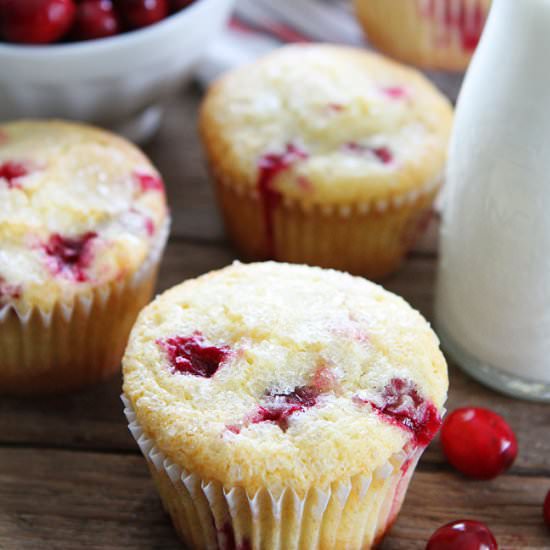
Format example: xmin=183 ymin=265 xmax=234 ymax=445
xmin=0 ymin=449 xmax=180 ymax=550
xmin=0 ymin=448 xmax=547 ymax=549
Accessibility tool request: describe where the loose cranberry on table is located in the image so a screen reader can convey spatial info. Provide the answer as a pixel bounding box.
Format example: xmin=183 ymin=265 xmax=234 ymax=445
xmin=544 ymin=489 xmax=550 ymax=528
xmin=115 ymin=0 xmax=168 ymax=29
xmin=426 ymin=520 xmax=498 ymax=550
xmin=73 ymin=0 xmax=120 ymax=41
xmin=441 ymin=407 xmax=518 ymax=480
xmin=0 ymin=0 xmax=76 ymax=44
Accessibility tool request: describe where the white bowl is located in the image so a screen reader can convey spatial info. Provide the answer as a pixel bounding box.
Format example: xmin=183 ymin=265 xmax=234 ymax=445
xmin=0 ymin=0 xmax=235 ymax=142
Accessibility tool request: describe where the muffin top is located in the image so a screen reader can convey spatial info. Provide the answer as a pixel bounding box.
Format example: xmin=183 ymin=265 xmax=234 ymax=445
xmin=200 ymin=44 xmax=453 ymax=207
xmin=123 ymin=262 xmax=448 ymax=493
xmin=0 ymin=120 xmax=168 ymax=312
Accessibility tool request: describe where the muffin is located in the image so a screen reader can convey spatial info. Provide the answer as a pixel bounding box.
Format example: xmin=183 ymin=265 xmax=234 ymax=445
xmin=200 ymin=44 xmax=453 ymax=279
xmin=122 ymin=261 xmax=448 ymax=549
xmin=0 ymin=120 xmax=169 ymax=394
xmin=355 ymin=0 xmax=491 ymax=71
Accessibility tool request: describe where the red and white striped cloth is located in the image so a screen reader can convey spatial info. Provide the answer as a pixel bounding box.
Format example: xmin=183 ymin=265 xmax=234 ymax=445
xmin=196 ymin=0 xmax=463 ymax=100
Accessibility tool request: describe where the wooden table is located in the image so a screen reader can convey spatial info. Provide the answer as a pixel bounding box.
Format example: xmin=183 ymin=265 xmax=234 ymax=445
xmin=1 ymin=88 xmax=549 ymax=550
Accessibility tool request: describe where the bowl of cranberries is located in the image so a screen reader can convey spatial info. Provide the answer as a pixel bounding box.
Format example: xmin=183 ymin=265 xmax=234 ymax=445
xmin=0 ymin=0 xmax=235 ymax=141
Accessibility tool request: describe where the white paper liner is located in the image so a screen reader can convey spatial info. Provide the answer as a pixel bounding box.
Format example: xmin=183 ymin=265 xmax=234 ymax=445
xmin=0 ymin=219 xmax=170 ymax=393
xmin=122 ymin=394 xmax=425 ymax=550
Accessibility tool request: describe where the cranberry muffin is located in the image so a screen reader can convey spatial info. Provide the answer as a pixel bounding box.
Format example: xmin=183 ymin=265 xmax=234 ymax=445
xmin=0 ymin=120 xmax=169 ymax=394
xmin=355 ymin=0 xmax=492 ymax=71
xmin=123 ymin=261 xmax=448 ymax=549
xmin=200 ymin=44 xmax=453 ymax=278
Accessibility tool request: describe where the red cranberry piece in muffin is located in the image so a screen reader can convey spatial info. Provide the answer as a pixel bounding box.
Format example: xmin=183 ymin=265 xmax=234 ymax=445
xmin=382 ymin=86 xmax=408 ymax=99
xmin=344 ymin=142 xmax=394 ymax=165
xmin=423 ymin=0 xmax=485 ymax=52
xmin=43 ymin=232 xmax=98 ymax=282
xmin=426 ymin=519 xmax=497 ymax=550
xmin=441 ymin=407 xmax=518 ymax=480
xmin=250 ymin=385 xmax=320 ymax=431
xmin=157 ymin=332 xmax=231 ymax=378
xmin=74 ymin=0 xmax=120 ymax=41
xmin=135 ymin=171 xmax=165 ymax=193
xmin=257 ymin=143 xmax=308 ymax=256
xmin=355 ymin=377 xmax=441 ymax=446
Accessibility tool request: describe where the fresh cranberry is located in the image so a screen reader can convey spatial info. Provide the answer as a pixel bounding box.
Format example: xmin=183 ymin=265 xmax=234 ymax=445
xmin=257 ymin=143 xmax=308 ymax=256
xmin=426 ymin=520 xmax=497 ymax=550
xmin=144 ymin=216 xmax=155 ymax=236
xmin=44 ymin=232 xmax=97 ymax=281
xmin=327 ymin=103 xmax=345 ymax=112
xmin=134 ymin=171 xmax=164 ymax=192
xmin=169 ymin=0 xmax=194 ymax=11
xmin=460 ymin=5 xmax=485 ymax=51
xmin=355 ymin=378 xmax=441 ymax=446
xmin=544 ymin=490 xmax=550 ymax=528
xmin=441 ymin=407 xmax=517 ymax=480
xmin=272 ymin=386 xmax=319 ymax=407
xmin=250 ymin=386 xmax=320 ymax=431
xmin=73 ymin=0 xmax=120 ymax=40
xmin=116 ymin=0 xmax=168 ymax=29
xmin=0 ymin=0 xmax=76 ymax=44
xmin=157 ymin=332 xmax=230 ymax=378
xmin=0 ymin=161 xmax=29 ymax=189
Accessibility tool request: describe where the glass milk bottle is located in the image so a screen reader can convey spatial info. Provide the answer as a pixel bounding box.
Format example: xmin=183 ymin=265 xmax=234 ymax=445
xmin=435 ymin=0 xmax=550 ymax=401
